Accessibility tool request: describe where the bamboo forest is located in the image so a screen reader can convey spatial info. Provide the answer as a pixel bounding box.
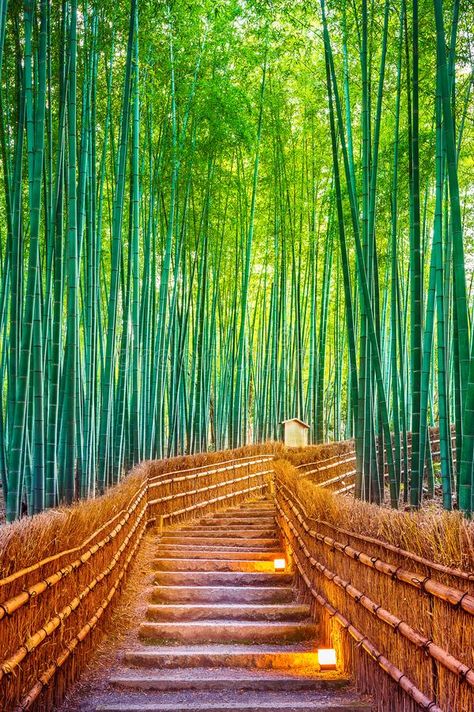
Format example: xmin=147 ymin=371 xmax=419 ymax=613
xmin=0 ymin=0 xmax=473 ymax=523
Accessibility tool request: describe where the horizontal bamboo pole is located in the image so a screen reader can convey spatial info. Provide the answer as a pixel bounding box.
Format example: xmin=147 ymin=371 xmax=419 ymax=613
xmin=278 ymin=521 xmax=444 ymax=712
xmin=318 ymin=470 xmax=356 ymax=488
xmin=0 ymin=487 xmax=148 ymax=620
xmin=0 ymin=482 xmax=148 ymax=589
xmin=13 ymin=517 xmax=147 ymax=712
xmin=149 ymin=469 xmax=272 ymax=507
xmin=278 ymin=480 xmax=474 ymax=584
xmin=335 ymin=483 xmax=356 ymax=494
xmin=277 ymin=499 xmax=474 ymax=686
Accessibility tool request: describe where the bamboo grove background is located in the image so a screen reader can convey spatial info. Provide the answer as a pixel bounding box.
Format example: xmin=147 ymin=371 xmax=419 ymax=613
xmin=0 ymin=0 xmax=472 ymax=521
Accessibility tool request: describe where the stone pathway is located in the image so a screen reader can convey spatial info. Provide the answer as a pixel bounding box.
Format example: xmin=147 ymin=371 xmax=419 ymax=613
xmin=92 ymin=499 xmax=372 ymax=712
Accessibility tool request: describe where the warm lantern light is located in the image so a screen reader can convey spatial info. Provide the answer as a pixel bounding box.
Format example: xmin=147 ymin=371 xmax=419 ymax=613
xmin=317 ymin=648 xmax=337 ymax=670
xmin=273 ymin=558 xmax=286 ymax=571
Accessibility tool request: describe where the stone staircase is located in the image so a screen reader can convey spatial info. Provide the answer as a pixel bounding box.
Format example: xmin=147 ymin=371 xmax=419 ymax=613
xmin=95 ymin=499 xmax=372 ymax=712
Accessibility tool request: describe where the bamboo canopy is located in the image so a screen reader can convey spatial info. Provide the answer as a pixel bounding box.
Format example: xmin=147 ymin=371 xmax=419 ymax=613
xmin=0 ymin=0 xmax=472 ymax=523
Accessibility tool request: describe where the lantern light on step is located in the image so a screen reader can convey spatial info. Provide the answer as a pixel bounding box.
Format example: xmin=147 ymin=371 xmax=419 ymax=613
xmin=273 ymin=558 xmax=286 ymax=571
xmin=317 ymin=648 xmax=337 ymax=670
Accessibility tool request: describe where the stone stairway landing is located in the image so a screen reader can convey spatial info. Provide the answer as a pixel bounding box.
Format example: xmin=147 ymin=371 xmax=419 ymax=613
xmin=95 ymin=499 xmax=372 ymax=712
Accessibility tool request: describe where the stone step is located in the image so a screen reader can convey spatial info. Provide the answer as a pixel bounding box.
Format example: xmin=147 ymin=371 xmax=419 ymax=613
xmin=213 ymin=505 xmax=274 ymax=511
xmin=109 ymin=668 xmax=350 ymax=692
xmin=153 ymin=571 xmax=293 ymax=587
xmin=98 ymin=706 xmax=370 ymax=712
xmin=159 ymin=536 xmax=280 ymax=548
xmin=155 ymin=548 xmax=284 ymax=561
xmin=152 ymin=558 xmax=278 ymax=572
xmin=151 ymin=585 xmax=295 ymax=604
xmin=139 ymin=621 xmax=318 ymax=644
xmin=213 ymin=510 xmax=275 ymax=518
xmin=166 ymin=528 xmax=277 ymax=538
xmin=96 ymin=694 xmax=371 ymax=712
xmin=123 ymin=644 xmax=321 ymax=670
xmin=199 ymin=512 xmax=275 ymax=519
xmin=146 ymin=603 xmax=311 ymax=622
xmin=197 ymin=518 xmax=276 ymax=527
xmin=156 ymin=543 xmax=282 ymax=554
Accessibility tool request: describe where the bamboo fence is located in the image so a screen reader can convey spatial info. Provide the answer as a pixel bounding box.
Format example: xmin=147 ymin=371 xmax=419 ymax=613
xmin=1 ymin=439 xmax=472 ymax=712
xmin=0 ymin=447 xmax=275 ymax=711
xmin=293 ymin=429 xmax=457 ymax=494
xmin=274 ymin=474 xmax=474 ymax=712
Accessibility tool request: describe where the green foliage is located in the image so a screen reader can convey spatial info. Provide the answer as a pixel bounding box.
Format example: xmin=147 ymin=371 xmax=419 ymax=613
xmin=0 ymin=0 xmax=472 ymax=519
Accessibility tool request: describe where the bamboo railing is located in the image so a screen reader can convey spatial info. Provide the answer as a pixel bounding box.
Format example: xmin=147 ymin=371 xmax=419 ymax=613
xmin=1 ymin=440 xmax=471 ymax=712
xmin=0 ymin=449 xmax=274 ymax=712
xmin=296 ymin=430 xmax=457 ymax=494
xmin=274 ymin=475 xmax=474 ymax=712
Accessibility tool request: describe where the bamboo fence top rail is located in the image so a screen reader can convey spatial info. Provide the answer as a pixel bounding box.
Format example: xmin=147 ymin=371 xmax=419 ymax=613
xmin=276 ymin=480 xmax=474 ymax=602
xmin=317 ymin=471 xmax=356 ymax=488
xmin=295 ymin=450 xmax=355 ymax=469
xmin=0 ymin=482 xmax=148 ymax=590
xmin=335 ymin=483 xmax=356 ymax=494
xmin=299 ymin=457 xmax=357 ymax=478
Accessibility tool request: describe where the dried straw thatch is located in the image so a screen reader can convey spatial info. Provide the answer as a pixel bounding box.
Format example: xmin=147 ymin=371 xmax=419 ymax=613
xmin=0 ymin=470 xmax=148 ymax=582
xmin=275 ymin=458 xmax=474 ymax=570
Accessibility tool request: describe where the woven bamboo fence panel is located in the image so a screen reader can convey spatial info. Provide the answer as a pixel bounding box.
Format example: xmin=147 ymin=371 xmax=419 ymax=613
xmin=0 ymin=449 xmax=274 ymax=712
xmin=275 ymin=477 xmax=474 ymax=712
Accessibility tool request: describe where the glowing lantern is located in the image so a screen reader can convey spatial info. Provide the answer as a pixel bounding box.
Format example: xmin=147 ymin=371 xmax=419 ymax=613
xmin=273 ymin=558 xmax=286 ymax=571
xmin=317 ymin=648 xmax=337 ymax=670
